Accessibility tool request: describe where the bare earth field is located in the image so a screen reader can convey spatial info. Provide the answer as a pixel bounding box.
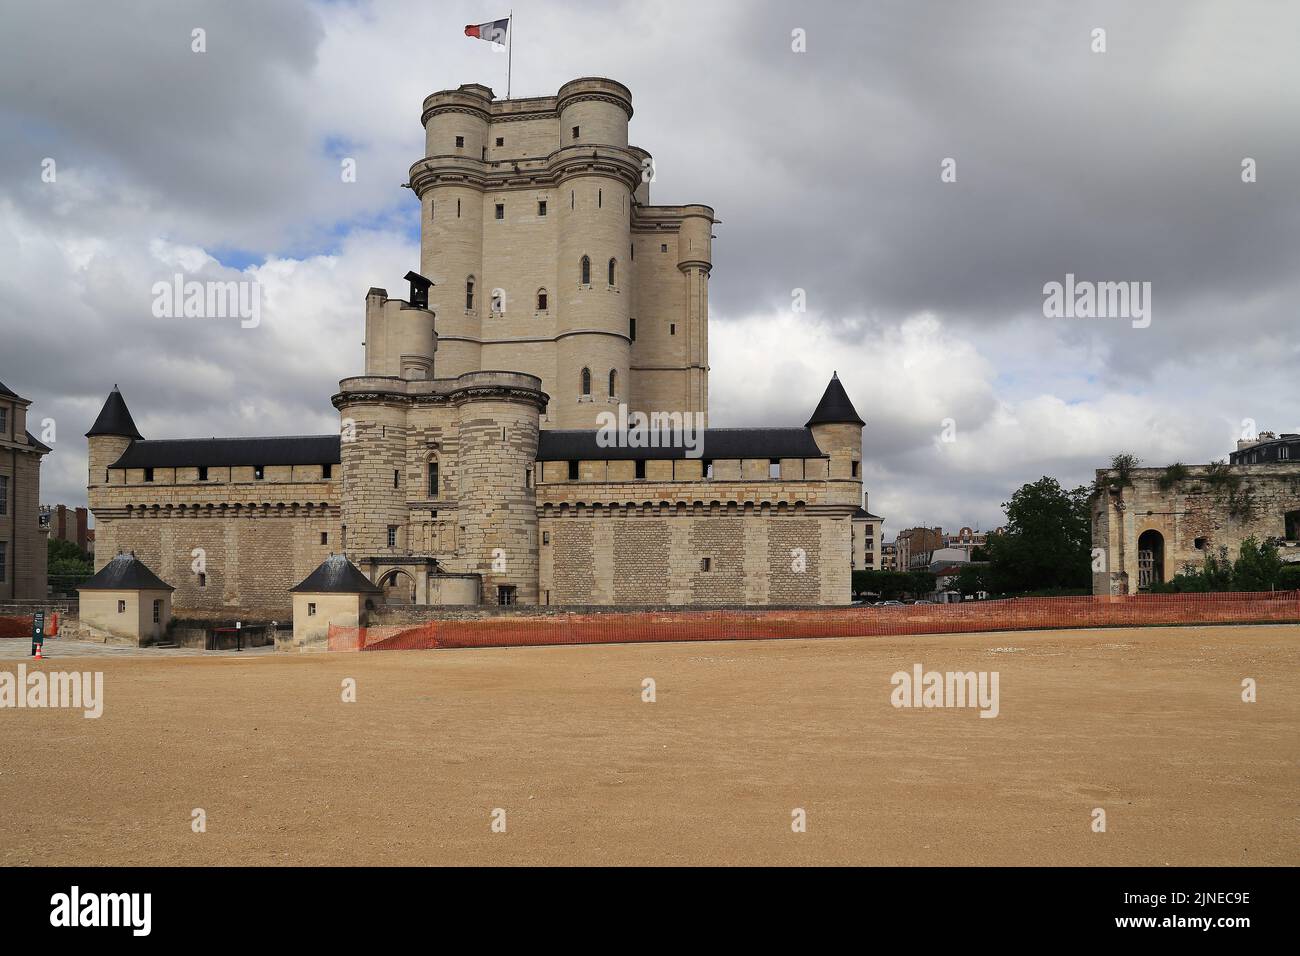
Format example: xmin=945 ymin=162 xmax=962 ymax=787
xmin=1 ymin=624 xmax=1296 ymax=866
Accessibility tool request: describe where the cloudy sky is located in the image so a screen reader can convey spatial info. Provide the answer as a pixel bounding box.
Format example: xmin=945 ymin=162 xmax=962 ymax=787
xmin=2 ymin=0 xmax=1296 ymax=536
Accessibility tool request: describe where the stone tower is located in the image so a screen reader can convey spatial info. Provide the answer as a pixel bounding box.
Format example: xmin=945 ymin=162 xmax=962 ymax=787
xmin=334 ymin=272 xmax=545 ymax=605
xmin=86 ymin=385 xmax=142 ymax=494
xmin=408 ymin=77 xmax=715 ymax=429
xmin=806 ymin=373 xmax=866 ymax=507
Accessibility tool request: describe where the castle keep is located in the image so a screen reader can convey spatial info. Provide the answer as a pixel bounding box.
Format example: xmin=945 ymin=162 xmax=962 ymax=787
xmin=87 ymin=78 xmax=871 ymax=618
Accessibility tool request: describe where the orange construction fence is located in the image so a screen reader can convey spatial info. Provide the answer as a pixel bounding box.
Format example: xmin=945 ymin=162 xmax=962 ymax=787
xmin=328 ymin=590 xmax=1300 ymax=653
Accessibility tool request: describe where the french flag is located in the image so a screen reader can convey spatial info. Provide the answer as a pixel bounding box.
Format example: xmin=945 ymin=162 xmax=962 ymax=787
xmin=465 ymin=18 xmax=509 ymax=44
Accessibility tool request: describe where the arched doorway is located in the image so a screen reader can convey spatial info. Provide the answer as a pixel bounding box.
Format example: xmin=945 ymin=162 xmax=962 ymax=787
xmin=1137 ymin=530 xmax=1164 ymax=590
xmin=379 ymin=569 xmax=416 ymax=605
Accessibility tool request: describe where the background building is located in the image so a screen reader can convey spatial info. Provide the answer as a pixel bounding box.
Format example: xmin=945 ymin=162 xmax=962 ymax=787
xmin=40 ymin=503 xmax=89 ymax=553
xmin=1092 ymin=438 xmax=1300 ymax=594
xmin=880 ymin=541 xmax=897 ymax=571
xmin=0 ymin=379 xmax=51 ymax=600
xmin=895 ymin=527 xmax=944 ymax=571
xmin=851 ymin=501 xmax=883 ymax=571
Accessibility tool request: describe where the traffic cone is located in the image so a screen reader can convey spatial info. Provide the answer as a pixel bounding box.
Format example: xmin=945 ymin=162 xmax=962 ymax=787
xmin=34 ymin=643 xmax=43 ymax=661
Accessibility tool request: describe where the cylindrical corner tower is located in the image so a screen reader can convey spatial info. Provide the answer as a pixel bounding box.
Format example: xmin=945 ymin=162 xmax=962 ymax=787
xmin=418 ymin=86 xmax=491 ymax=379
xmin=677 ymin=206 xmax=714 ymax=422
xmin=336 ymin=396 xmax=409 ymax=557
xmin=451 ymin=372 xmax=546 ymax=604
xmin=553 ymin=80 xmax=636 ymax=428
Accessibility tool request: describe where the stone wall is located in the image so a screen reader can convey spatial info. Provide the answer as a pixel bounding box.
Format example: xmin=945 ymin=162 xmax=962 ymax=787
xmin=92 ymin=512 xmax=338 ymax=619
xmin=1092 ymin=462 xmax=1300 ymax=594
xmin=538 ymin=508 xmax=850 ymax=606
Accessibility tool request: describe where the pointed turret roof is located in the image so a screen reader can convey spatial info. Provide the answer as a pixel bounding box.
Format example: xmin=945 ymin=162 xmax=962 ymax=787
xmin=85 ymin=385 xmax=143 ymax=440
xmin=805 ymin=372 xmax=865 ymax=427
xmin=78 ymin=552 xmax=174 ymax=591
xmin=290 ymin=554 xmax=382 ymax=594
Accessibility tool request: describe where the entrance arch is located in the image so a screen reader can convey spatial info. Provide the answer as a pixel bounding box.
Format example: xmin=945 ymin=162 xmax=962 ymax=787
xmin=1137 ymin=529 xmax=1165 ymax=590
xmin=378 ymin=569 xmax=416 ymax=604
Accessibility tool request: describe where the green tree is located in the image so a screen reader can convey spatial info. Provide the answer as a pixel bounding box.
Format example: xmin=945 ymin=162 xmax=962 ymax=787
xmin=985 ymin=477 xmax=1092 ymax=594
xmin=48 ymin=537 xmax=94 ymax=593
xmin=953 ymin=564 xmax=988 ymax=596
xmin=1232 ymin=537 xmax=1283 ymax=591
xmin=851 ymin=569 xmax=936 ymax=600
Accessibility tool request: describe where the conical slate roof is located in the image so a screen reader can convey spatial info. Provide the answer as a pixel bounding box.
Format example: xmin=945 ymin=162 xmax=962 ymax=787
xmin=805 ymin=372 xmax=865 ymax=427
xmin=79 ymin=552 xmax=174 ymax=591
xmin=85 ymin=385 xmax=144 ymax=440
xmin=290 ymin=554 xmax=382 ymax=593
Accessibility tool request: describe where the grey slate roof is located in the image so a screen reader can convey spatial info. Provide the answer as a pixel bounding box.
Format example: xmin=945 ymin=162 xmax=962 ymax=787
xmin=25 ymin=431 xmax=51 ymax=453
xmin=111 ymin=435 xmax=341 ymax=469
xmin=805 ymin=373 xmax=865 ymax=428
xmin=85 ymin=386 xmax=144 ymax=440
xmin=78 ymin=552 xmax=174 ymax=591
xmin=536 ymin=427 xmax=826 ymax=462
xmin=852 ymin=507 xmax=882 ymax=520
xmin=0 ymin=379 xmax=21 ymax=399
xmin=290 ymin=554 xmax=382 ymax=593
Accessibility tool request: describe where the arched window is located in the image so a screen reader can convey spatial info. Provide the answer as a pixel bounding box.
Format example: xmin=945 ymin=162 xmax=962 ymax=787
xmin=466 ymin=277 xmax=475 ymax=310
xmin=608 ymin=369 xmax=617 ymax=397
xmin=581 ymin=367 xmax=591 ymax=396
xmin=536 ymin=289 xmax=548 ymax=311
xmin=426 ymin=455 xmax=439 ymax=498
xmin=608 ymin=258 xmax=616 ymax=286
xmin=580 ymin=255 xmax=591 ymax=285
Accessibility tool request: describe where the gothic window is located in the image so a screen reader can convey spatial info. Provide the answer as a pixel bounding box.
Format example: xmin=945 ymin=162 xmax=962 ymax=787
xmin=608 ymin=258 xmax=616 ymax=286
xmin=536 ymin=289 xmax=548 ymax=311
xmin=466 ymin=277 xmax=475 ymax=310
xmin=608 ymin=369 xmax=617 ymax=397
xmin=581 ymin=367 xmax=591 ymax=396
xmin=580 ymin=256 xmax=591 ymax=285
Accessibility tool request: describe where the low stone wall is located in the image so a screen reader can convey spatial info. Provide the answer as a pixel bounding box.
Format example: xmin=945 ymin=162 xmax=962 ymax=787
xmin=333 ymin=590 xmax=1300 ymax=652
xmin=368 ymin=602 xmax=838 ymax=627
xmin=170 ymin=619 xmax=281 ymax=650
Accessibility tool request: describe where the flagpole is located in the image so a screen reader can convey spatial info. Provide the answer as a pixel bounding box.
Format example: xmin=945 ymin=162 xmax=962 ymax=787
xmin=506 ymin=10 xmax=513 ymax=98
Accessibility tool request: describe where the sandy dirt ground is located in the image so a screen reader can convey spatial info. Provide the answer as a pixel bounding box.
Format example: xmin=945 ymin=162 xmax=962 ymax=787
xmin=0 ymin=624 xmax=1296 ymax=866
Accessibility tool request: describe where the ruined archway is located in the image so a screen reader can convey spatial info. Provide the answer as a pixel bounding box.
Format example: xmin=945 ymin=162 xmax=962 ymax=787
xmin=1137 ymin=529 xmax=1164 ymax=590
xmin=378 ymin=568 xmax=416 ymax=605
